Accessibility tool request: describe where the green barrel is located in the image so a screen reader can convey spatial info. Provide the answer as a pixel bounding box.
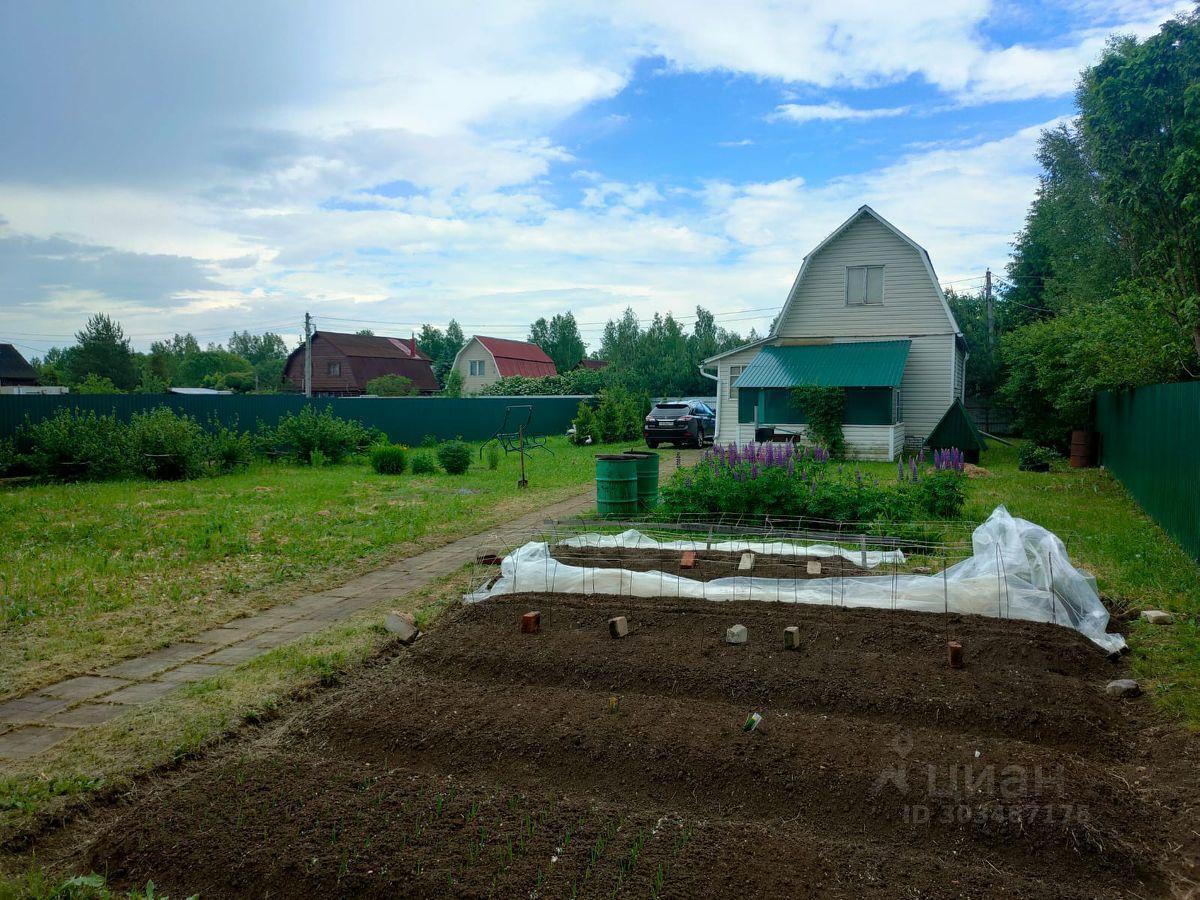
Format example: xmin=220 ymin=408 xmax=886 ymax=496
xmin=624 ymin=449 xmax=660 ymax=511
xmin=595 ymin=454 xmax=639 ymax=519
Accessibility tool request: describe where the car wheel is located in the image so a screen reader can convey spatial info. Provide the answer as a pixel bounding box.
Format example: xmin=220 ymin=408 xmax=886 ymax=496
xmin=646 ymin=440 xmax=659 ymax=449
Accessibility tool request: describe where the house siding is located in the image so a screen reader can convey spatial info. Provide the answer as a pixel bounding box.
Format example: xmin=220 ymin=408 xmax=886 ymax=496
xmin=777 ymin=214 xmax=954 ymax=338
xmin=898 ymin=334 xmax=957 ymax=450
xmin=454 ymin=338 xmax=498 ymax=394
xmin=714 ymin=345 xmax=770 ymax=444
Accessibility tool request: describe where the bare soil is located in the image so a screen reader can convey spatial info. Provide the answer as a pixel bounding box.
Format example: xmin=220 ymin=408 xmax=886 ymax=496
xmin=552 ymin=546 xmax=875 ymax=580
xmin=8 ymin=594 xmax=1198 ymax=898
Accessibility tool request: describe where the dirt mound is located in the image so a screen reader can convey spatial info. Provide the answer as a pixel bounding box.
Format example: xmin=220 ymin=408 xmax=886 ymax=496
xmin=16 ymin=593 xmax=1200 ymax=898
xmin=552 ymin=546 xmax=875 ymax=580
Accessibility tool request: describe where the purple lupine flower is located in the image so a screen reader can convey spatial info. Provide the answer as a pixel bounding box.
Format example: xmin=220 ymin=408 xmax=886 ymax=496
xmin=897 ymin=459 xmax=904 ymax=482
xmin=910 ymin=458 xmax=919 ymax=481
xmin=855 ymin=468 xmax=862 ymax=485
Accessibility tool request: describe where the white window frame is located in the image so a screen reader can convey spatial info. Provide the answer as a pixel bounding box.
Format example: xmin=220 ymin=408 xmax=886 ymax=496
xmin=846 ymin=265 xmax=885 ymax=306
xmin=469 ymin=359 xmax=486 ymax=377
xmin=727 ymin=365 xmax=745 ymax=400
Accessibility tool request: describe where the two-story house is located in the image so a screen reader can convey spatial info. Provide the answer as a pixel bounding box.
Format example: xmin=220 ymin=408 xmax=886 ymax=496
xmin=702 ymin=206 xmax=966 ymax=461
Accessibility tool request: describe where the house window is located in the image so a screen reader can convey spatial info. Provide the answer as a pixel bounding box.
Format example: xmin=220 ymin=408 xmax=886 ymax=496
xmin=469 ymin=359 xmax=486 ymax=377
xmin=846 ymin=265 xmax=884 ymax=305
xmin=327 ymin=361 xmax=341 ymax=376
xmin=727 ymin=365 xmax=745 ymax=399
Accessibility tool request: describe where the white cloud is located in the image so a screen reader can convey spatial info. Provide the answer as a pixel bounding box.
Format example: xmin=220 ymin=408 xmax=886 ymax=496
xmin=769 ymin=102 xmax=909 ymax=124
xmin=0 ymin=0 xmax=1189 ymax=351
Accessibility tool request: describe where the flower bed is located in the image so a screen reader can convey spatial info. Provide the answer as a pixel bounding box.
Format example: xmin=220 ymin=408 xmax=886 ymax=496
xmin=658 ymin=441 xmax=966 ymax=523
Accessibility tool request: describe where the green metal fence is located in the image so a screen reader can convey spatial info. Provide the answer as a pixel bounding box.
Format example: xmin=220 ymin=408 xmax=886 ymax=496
xmin=0 ymin=395 xmax=590 ymax=445
xmin=1096 ymin=382 xmax=1200 ymax=561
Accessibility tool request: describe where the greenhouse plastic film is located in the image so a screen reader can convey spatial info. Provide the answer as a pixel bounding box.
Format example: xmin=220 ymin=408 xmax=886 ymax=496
xmin=559 ymin=530 xmax=905 ymax=567
xmin=466 ymin=507 xmax=1126 ymax=654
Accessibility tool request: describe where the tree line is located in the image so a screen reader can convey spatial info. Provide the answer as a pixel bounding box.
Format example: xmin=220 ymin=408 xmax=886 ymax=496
xmin=966 ymin=11 xmax=1200 ymax=446
xmin=28 ymin=305 xmax=757 ymax=397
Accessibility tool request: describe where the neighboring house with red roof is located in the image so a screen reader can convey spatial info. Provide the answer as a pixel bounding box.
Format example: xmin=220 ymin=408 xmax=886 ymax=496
xmin=282 ymin=331 xmax=439 ymax=395
xmin=451 ymin=335 xmax=557 ymax=393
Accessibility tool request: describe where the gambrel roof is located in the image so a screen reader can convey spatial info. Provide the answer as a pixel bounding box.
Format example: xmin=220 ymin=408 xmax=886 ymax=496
xmin=771 ymin=205 xmax=960 ymax=338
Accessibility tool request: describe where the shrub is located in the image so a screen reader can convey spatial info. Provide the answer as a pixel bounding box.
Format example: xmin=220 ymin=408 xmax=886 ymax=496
xmin=20 ymin=408 xmax=130 ymax=481
xmin=485 ymin=443 xmax=501 ymax=470
xmin=0 ymin=437 xmax=14 ymax=477
xmin=908 ymin=469 xmax=967 ymax=518
xmin=437 ymin=440 xmax=471 ymax=475
xmin=370 ymin=443 xmax=409 ymax=474
xmin=127 ymin=407 xmax=208 ymax=480
xmin=272 ymin=406 xmax=369 ymax=464
xmin=571 ymin=401 xmax=598 ymax=445
xmin=792 ymin=384 xmax=846 ymax=458
xmin=74 ymin=374 xmax=123 ymax=395
xmin=206 ymin=421 xmax=255 ymax=474
xmin=1018 ymin=442 xmax=1058 ymax=472
xmin=411 ymin=452 xmax=437 ymax=474
xmin=365 ymin=374 xmax=418 ymax=396
xmin=419 ymin=434 xmax=439 ymax=448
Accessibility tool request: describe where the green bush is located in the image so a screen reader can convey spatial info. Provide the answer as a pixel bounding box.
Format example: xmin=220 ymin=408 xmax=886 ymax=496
xmin=127 ymin=407 xmax=208 ymax=480
xmin=365 ymin=374 xmax=417 ymax=396
xmin=0 ymin=437 xmax=14 ymax=477
xmin=570 ymin=401 xmax=598 ymax=445
xmin=272 ymin=406 xmax=369 ymax=464
xmin=19 ymin=408 xmax=130 ymax=481
xmin=411 ymin=452 xmax=437 ymax=474
xmin=206 ymin=420 xmax=255 ymax=473
xmin=907 ymin=469 xmax=967 ymax=518
xmin=1018 ymin=442 xmax=1059 ymax=471
xmin=485 ymin=443 xmax=501 ymax=470
xmin=437 ymin=440 xmax=471 ymax=475
xmin=370 ymin=443 xmax=409 ymax=474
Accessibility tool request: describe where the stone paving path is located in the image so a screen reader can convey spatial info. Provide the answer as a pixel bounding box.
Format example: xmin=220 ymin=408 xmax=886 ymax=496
xmin=0 ymin=450 xmax=695 ymax=764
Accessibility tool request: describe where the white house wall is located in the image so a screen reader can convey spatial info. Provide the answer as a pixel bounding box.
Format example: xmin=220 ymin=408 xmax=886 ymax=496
xmin=454 ymin=337 xmax=499 ymax=394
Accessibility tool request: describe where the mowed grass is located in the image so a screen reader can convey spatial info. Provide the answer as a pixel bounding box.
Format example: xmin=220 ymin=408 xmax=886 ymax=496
xmin=0 ymin=436 xmax=612 ymax=700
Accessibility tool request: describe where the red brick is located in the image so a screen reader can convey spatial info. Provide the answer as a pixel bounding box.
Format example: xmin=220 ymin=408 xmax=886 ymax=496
xmin=947 ymin=641 xmax=964 ymax=669
xmin=520 ymin=611 xmax=541 ymax=634
xmin=680 ymin=551 xmax=696 ymax=569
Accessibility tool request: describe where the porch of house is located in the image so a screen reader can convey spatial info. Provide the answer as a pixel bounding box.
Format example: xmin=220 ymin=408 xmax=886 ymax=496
xmin=724 ymin=340 xmax=910 ymax=462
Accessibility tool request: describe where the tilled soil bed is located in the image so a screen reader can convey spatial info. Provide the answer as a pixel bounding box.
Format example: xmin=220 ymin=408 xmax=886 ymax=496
xmin=551 ymin=545 xmax=876 ymax=580
xmin=11 ymin=594 xmax=1199 ymax=898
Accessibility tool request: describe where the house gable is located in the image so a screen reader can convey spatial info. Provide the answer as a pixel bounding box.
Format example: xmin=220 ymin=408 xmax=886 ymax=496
xmin=773 ymin=207 xmax=958 ymax=339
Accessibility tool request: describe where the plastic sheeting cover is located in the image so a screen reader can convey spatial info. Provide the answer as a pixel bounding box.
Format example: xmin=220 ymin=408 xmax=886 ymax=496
xmin=466 ymin=507 xmax=1125 ymax=654
xmin=559 ymin=530 xmax=905 ymax=567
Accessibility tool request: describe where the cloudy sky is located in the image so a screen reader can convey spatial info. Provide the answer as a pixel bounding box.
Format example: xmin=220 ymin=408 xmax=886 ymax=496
xmin=0 ymin=1 xmax=1188 ymax=355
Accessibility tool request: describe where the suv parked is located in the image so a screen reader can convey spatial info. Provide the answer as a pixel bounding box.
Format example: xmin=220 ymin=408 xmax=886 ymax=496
xmin=643 ymin=399 xmax=715 ymax=448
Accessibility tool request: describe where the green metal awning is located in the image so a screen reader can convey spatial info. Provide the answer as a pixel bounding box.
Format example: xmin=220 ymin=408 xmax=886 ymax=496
xmin=732 ymin=340 xmax=911 ymax=389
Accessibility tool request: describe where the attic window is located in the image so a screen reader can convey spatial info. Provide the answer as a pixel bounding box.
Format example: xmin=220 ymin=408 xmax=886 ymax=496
xmin=327 ymin=362 xmax=341 ymax=376
xmin=847 ymin=265 xmax=884 ymax=305
xmin=469 ymin=360 xmax=486 ymax=376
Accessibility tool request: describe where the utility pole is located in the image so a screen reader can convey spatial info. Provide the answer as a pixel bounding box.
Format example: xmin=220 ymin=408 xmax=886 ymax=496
xmin=984 ymin=268 xmax=994 ymax=350
xmin=304 ymin=312 xmax=313 ymax=397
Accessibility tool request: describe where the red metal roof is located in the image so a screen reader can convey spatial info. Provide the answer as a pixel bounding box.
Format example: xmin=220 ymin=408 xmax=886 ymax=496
xmin=475 ymin=336 xmax=557 ymax=378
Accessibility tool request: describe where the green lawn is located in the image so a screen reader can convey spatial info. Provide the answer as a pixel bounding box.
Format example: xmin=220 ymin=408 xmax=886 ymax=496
xmin=0 ymin=437 xmax=613 ymax=700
